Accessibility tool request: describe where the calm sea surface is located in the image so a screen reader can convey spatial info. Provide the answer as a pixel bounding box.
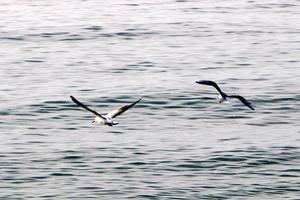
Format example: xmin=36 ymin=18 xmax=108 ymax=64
xmin=1 ymin=0 xmax=300 ymax=199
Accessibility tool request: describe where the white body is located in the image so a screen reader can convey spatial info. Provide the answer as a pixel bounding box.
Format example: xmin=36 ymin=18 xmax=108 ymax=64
xmin=218 ymin=94 xmax=226 ymax=103
xmin=94 ymin=116 xmax=118 ymax=126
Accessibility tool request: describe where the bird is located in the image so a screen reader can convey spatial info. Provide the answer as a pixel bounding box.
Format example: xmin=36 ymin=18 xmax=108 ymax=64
xmin=195 ymin=80 xmax=255 ymax=110
xmin=70 ymin=96 xmax=142 ymax=126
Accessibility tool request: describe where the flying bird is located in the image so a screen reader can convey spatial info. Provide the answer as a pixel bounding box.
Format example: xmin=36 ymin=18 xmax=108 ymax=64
xmin=70 ymin=96 xmax=142 ymax=126
xmin=195 ymin=80 xmax=255 ymax=110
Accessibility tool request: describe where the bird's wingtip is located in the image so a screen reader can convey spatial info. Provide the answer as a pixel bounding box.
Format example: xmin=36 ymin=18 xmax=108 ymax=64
xmin=248 ymin=102 xmax=255 ymax=110
xmin=195 ymin=80 xmax=209 ymax=84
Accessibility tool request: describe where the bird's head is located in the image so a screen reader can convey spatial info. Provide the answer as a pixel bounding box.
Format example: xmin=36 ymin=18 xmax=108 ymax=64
xmin=218 ymin=94 xmax=226 ymax=103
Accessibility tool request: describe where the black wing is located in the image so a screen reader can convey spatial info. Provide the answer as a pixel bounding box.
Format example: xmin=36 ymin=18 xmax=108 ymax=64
xmin=106 ymin=98 xmax=142 ymax=119
xmin=228 ymin=95 xmax=255 ymax=110
xmin=195 ymin=80 xmax=224 ymax=95
xmin=70 ymin=96 xmax=105 ymax=119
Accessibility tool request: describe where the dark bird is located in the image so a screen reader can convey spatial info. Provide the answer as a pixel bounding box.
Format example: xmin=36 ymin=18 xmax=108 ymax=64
xmin=195 ymin=80 xmax=255 ymax=110
xmin=70 ymin=96 xmax=142 ymax=126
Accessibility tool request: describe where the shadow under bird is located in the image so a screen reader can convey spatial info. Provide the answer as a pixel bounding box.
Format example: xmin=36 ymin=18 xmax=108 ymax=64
xmin=70 ymin=96 xmax=142 ymax=126
xmin=195 ymin=80 xmax=255 ymax=110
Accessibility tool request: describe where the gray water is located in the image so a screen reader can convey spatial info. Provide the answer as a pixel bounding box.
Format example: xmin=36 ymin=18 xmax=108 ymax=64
xmin=1 ymin=0 xmax=300 ymax=199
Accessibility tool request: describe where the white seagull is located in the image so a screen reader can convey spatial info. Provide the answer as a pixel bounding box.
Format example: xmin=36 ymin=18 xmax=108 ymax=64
xmin=195 ymin=80 xmax=255 ymax=110
xmin=70 ymin=96 xmax=142 ymax=126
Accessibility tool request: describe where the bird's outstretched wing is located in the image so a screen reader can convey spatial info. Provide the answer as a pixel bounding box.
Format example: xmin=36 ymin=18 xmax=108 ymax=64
xmin=196 ymin=80 xmax=224 ymax=95
xmin=70 ymin=96 xmax=106 ymax=119
xmin=106 ymin=98 xmax=142 ymax=119
xmin=228 ymin=95 xmax=255 ymax=110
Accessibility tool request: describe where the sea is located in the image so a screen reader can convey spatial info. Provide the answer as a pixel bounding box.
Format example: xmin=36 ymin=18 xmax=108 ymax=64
xmin=0 ymin=0 xmax=300 ymax=199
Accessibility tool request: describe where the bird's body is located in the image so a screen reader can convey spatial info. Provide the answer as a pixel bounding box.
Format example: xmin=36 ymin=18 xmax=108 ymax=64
xmin=92 ymin=116 xmax=118 ymax=126
xmin=195 ymin=80 xmax=255 ymax=110
xmin=70 ymin=96 xmax=141 ymax=126
xmin=218 ymin=93 xmax=227 ymax=103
